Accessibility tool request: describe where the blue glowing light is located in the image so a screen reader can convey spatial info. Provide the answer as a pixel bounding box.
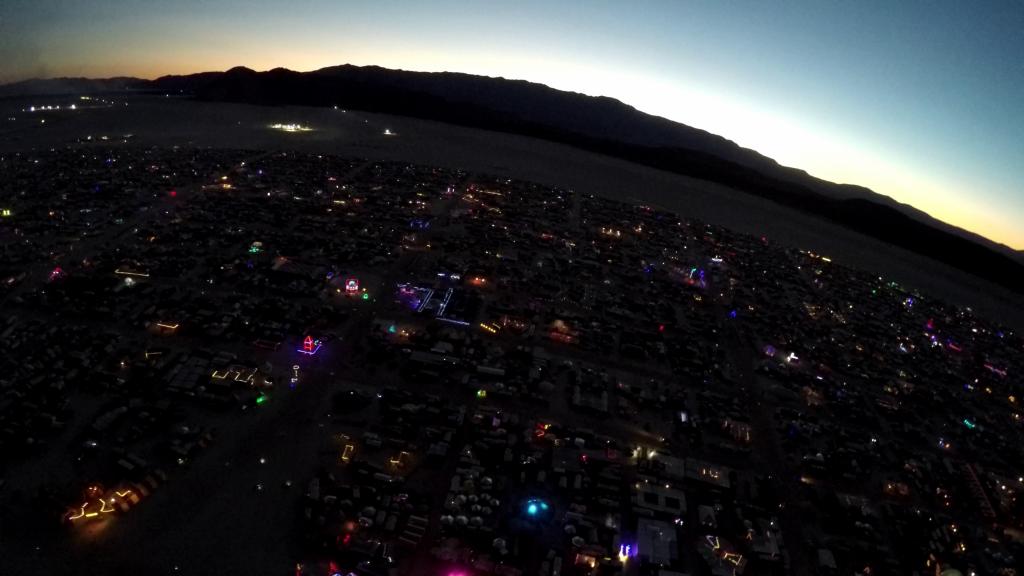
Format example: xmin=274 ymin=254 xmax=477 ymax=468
xmin=436 ymin=287 xmax=454 ymax=318
xmin=525 ymin=498 xmax=548 ymax=516
xmin=437 ymin=318 xmax=471 ymax=326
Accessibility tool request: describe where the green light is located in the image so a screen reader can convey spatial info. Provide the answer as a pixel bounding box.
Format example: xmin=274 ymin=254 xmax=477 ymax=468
xmin=361 ymin=292 xmax=369 ymax=300
xmin=256 ymin=394 xmax=268 ymax=405
xmin=387 ymin=324 xmax=396 ymax=334
xmin=962 ymin=418 xmax=976 ymax=429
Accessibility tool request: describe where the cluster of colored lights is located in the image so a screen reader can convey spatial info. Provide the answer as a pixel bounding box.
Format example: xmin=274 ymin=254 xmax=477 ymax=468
xmin=984 ymin=363 xmax=1008 ymax=378
xmin=388 ymin=451 xmax=411 ymax=468
xmin=212 ymin=366 xmax=256 ymax=384
xmin=397 ymin=283 xmax=430 ymax=311
xmin=336 ymin=278 xmax=370 ymax=300
xmin=705 ymin=535 xmax=744 ymax=567
xmin=618 ymin=543 xmax=638 ymax=563
xmin=68 ymin=499 xmax=115 ymax=520
xmin=685 ymin=266 xmax=707 ymax=287
xmin=298 ymin=335 xmax=322 ymax=355
xmin=66 ymin=488 xmax=135 ymax=523
xmin=436 ymin=287 xmax=455 ymax=317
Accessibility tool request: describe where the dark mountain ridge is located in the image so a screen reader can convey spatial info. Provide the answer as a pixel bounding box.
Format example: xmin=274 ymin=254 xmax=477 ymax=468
xmin=0 ymin=76 xmax=143 ymax=97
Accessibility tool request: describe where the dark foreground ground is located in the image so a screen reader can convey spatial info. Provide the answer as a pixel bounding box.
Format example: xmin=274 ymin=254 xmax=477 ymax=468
xmin=0 ymin=96 xmax=1022 ymax=576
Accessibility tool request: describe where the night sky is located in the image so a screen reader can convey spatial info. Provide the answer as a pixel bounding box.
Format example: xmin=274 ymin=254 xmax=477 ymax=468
xmin=2 ymin=0 xmax=1022 ymax=248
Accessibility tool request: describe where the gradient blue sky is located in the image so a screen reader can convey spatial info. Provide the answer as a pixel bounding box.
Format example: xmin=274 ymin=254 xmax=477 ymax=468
xmin=2 ymin=0 xmax=1022 ymax=247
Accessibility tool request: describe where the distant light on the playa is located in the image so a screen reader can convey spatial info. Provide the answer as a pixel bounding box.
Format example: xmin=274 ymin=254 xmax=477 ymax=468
xmin=269 ymin=123 xmax=313 ymax=132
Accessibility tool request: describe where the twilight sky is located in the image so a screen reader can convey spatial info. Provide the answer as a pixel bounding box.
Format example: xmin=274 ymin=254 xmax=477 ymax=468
xmin=2 ymin=0 xmax=1022 ymax=248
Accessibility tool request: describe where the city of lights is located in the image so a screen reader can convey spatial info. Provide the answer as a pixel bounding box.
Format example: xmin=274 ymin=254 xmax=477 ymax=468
xmin=2 ymin=146 xmax=1020 ymax=576
xmin=298 ymin=335 xmax=322 ymax=355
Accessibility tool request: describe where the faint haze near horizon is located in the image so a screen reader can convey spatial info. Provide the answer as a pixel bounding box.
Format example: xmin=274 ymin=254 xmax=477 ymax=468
xmin=2 ymin=0 xmax=1022 ymax=249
